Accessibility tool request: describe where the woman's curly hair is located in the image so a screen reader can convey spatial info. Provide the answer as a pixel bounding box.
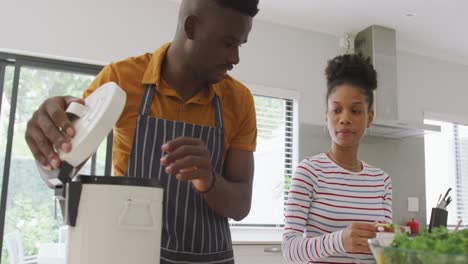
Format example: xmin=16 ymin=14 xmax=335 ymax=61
xmin=325 ymin=53 xmax=378 ymax=111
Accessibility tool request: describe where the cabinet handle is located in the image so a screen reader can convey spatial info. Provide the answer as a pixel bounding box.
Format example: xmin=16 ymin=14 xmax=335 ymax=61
xmin=264 ymin=246 xmax=282 ymax=253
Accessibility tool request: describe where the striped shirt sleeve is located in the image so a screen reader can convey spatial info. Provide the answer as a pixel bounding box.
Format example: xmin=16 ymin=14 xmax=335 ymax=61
xmin=282 ymin=160 xmax=346 ymax=262
xmin=383 ymin=174 xmax=393 ymax=222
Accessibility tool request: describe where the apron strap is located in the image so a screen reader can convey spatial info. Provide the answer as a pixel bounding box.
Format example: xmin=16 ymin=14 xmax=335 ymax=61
xmin=138 ymin=84 xmax=155 ymax=116
xmin=213 ymin=95 xmax=224 ymax=129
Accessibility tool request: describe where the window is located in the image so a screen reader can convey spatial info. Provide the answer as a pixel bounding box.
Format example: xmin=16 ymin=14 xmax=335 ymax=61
xmin=0 ymin=52 xmax=108 ymax=263
xmin=230 ymin=84 xmax=299 ymax=242
xmin=425 ymin=119 xmax=468 ymax=228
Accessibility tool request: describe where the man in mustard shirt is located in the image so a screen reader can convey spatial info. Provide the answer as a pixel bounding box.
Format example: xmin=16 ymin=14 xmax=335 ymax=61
xmin=25 ymin=0 xmax=259 ymax=263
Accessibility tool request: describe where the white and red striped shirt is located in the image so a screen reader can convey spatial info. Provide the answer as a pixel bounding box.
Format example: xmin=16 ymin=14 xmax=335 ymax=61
xmin=282 ymin=153 xmax=392 ymax=264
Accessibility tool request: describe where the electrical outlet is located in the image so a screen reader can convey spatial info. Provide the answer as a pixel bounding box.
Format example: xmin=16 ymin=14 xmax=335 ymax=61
xmin=408 ymin=197 xmax=419 ymax=212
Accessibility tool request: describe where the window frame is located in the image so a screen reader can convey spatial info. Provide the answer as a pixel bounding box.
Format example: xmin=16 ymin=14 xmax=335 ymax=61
xmin=424 ymin=111 xmax=468 ymax=229
xmin=230 ymin=82 xmax=300 ymax=243
xmin=0 ymin=51 xmax=108 ymax=257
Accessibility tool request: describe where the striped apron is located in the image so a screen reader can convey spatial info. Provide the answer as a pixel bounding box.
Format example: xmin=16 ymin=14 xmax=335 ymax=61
xmin=126 ymin=84 xmax=234 ymax=263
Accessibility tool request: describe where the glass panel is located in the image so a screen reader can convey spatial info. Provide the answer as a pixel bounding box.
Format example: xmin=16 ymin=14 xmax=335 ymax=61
xmin=0 ymin=66 xmax=14 ymax=195
xmin=2 ymin=66 xmax=95 ymax=262
xmin=424 ymin=120 xmax=461 ymax=226
xmin=231 ymin=95 xmax=287 ymax=226
xmin=80 ymin=139 xmax=108 ymax=176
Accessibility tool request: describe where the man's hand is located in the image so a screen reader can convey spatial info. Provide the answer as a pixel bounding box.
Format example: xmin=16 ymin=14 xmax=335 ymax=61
xmin=160 ymin=137 xmax=214 ymax=192
xmin=161 ymin=137 xmax=254 ymax=220
xmin=25 ymin=96 xmax=84 ymax=169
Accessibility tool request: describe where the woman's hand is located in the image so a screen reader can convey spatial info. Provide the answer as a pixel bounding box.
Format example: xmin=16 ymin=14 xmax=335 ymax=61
xmin=342 ymin=222 xmax=377 ymax=253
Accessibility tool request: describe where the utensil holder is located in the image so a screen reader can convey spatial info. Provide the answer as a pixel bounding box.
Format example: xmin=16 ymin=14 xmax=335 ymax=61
xmin=428 ymin=207 xmax=448 ymax=233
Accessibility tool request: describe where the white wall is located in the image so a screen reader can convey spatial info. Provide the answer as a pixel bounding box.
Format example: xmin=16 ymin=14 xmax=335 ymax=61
xmin=398 ymin=51 xmax=468 ymax=124
xmin=0 ymin=0 xmax=177 ymax=64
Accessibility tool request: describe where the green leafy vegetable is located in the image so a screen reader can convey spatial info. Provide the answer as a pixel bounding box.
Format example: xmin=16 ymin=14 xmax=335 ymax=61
xmin=382 ymin=227 xmax=468 ymax=264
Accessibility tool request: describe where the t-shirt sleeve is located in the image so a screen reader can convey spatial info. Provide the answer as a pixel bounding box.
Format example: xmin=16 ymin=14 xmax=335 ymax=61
xmin=229 ymin=89 xmax=257 ymax=152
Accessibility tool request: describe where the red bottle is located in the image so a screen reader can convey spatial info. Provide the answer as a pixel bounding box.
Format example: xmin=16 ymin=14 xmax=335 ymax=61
xmin=406 ymin=218 xmax=420 ymax=235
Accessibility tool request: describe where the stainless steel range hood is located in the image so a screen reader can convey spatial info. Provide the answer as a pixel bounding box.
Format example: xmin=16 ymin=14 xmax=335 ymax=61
xmin=354 ymin=25 xmax=440 ymax=138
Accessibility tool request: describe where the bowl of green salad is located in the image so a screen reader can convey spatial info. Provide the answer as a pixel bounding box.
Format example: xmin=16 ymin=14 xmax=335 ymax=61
xmin=368 ymin=226 xmax=468 ymax=264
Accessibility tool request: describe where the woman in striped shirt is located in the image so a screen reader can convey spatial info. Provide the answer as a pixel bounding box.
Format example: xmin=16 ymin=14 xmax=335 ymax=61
xmin=282 ymin=54 xmax=392 ymax=264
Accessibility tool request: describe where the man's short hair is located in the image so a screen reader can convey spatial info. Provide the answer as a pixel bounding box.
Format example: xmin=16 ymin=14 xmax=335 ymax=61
xmin=214 ymin=0 xmax=259 ymax=17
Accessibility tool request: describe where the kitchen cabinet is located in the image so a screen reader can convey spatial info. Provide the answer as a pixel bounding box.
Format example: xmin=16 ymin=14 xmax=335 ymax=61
xmin=233 ymin=244 xmax=288 ymax=264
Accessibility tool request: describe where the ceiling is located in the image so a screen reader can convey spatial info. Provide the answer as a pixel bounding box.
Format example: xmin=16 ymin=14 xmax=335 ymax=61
xmin=169 ymin=0 xmax=468 ymax=65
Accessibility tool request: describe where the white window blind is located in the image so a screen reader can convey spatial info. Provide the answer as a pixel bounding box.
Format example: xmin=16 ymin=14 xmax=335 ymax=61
xmin=454 ymin=123 xmax=468 ymax=223
xmin=425 ymin=119 xmax=468 ymax=228
xmin=230 ymin=94 xmax=296 ymax=228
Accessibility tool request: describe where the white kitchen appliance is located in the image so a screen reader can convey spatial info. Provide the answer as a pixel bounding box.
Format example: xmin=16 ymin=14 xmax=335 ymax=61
xmin=53 ymin=82 xmax=164 ymax=264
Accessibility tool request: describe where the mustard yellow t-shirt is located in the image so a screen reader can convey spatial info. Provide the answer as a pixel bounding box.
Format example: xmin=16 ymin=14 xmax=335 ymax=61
xmin=83 ymin=43 xmax=257 ymax=176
